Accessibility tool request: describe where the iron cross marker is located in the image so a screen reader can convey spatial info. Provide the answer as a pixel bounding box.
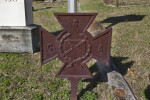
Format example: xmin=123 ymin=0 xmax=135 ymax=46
xmin=40 ymin=13 xmax=112 ymax=100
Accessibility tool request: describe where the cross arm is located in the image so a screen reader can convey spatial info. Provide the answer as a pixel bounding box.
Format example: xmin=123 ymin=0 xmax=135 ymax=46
xmin=39 ymin=27 xmax=59 ymax=66
xmin=91 ymin=28 xmax=112 ymax=67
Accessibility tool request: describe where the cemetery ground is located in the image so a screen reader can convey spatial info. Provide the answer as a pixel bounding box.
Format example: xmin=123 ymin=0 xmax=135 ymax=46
xmin=0 ymin=0 xmax=150 ymax=99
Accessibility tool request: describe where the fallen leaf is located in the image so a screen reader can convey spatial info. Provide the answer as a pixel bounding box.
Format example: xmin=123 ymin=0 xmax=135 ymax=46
xmin=113 ymin=89 xmax=126 ymax=100
xmin=127 ymin=68 xmax=134 ymax=76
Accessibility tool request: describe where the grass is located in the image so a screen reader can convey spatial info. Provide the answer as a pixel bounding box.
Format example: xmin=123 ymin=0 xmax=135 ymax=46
xmin=0 ymin=0 xmax=150 ymax=99
xmin=106 ymin=0 xmax=150 ymax=6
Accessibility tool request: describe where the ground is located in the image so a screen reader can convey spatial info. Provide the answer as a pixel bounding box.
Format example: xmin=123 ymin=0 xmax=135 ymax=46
xmin=0 ymin=0 xmax=150 ymax=100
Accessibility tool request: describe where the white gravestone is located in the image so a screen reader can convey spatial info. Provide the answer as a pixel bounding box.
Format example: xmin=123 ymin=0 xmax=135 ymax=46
xmin=0 ymin=0 xmax=40 ymax=53
xmin=0 ymin=0 xmax=33 ymax=26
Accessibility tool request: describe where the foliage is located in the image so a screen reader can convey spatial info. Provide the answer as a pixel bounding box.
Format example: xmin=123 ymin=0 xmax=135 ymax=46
xmin=80 ymin=91 xmax=97 ymax=100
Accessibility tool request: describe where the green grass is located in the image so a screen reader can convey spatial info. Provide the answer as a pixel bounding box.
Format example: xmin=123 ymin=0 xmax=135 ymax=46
xmin=0 ymin=0 xmax=150 ymax=99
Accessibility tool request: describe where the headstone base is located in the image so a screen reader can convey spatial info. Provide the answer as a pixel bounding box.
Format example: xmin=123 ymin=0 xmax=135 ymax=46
xmin=97 ymin=58 xmax=137 ymax=99
xmin=0 ymin=25 xmax=40 ymax=53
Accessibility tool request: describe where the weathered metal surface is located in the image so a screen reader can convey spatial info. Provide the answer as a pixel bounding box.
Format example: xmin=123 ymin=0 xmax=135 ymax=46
xmin=40 ymin=13 xmax=112 ymax=100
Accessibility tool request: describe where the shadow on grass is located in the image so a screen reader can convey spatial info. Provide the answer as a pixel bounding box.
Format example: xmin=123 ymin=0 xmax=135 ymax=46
xmin=78 ymin=63 xmax=102 ymax=99
xmin=144 ymin=85 xmax=150 ymax=100
xmin=112 ymin=57 xmax=134 ymax=76
xmin=33 ymin=6 xmax=65 ymax=11
xmin=100 ymin=14 xmax=145 ymax=28
xmin=144 ymin=74 xmax=150 ymax=99
xmin=51 ymin=30 xmax=63 ymax=36
xmin=78 ymin=57 xmax=134 ymax=99
xmin=33 ymin=7 xmax=52 ymax=11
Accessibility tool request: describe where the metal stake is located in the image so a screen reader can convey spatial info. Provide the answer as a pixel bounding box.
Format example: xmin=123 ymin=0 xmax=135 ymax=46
xmin=68 ymin=0 xmax=77 ymax=13
xmin=68 ymin=78 xmax=81 ymax=100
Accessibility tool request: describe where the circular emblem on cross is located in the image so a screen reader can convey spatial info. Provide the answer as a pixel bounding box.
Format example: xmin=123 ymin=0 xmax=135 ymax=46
xmin=58 ymin=32 xmax=92 ymax=67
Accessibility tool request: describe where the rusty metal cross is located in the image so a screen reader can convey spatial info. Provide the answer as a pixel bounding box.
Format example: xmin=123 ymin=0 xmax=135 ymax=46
xmin=39 ymin=13 xmax=112 ymax=100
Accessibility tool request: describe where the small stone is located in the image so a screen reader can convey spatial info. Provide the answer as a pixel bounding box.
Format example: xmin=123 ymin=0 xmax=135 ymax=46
xmin=88 ymin=20 xmax=105 ymax=36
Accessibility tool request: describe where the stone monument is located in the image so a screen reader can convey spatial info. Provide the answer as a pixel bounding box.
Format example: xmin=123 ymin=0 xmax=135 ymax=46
xmin=0 ymin=0 xmax=40 ymax=53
